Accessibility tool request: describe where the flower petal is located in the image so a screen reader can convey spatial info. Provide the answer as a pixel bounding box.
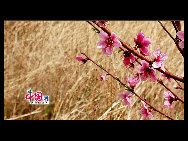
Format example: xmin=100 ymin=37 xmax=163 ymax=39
xmin=124 ymin=91 xmax=132 ymax=97
xmin=119 ymin=93 xmax=125 ymax=99
xmin=125 ymin=97 xmax=132 ymax=107
xmin=136 ymin=66 xmax=142 ymax=73
xmin=148 ymin=112 xmax=154 ymax=119
xmin=140 ymin=72 xmax=149 ymax=81
xmin=160 ymin=53 xmax=168 ymax=61
xmin=167 ymin=77 xmax=172 ymax=82
xmin=140 ymin=108 xmax=146 ymax=115
xmin=130 ymin=54 xmax=135 ymax=63
xmin=140 ymin=46 xmax=151 ymax=56
xmin=99 ymin=74 xmax=106 ymax=81
xmin=76 ymin=56 xmax=84 ymax=61
xmin=179 ymin=41 xmax=184 ymax=49
xmin=106 ymin=46 xmax=113 ymax=55
xmin=141 ymin=38 xmax=152 ymax=47
xmin=176 ymin=31 xmax=184 ymax=40
xmin=161 ymin=73 xmax=166 ymax=77
xmin=102 ymin=48 xmax=107 ymax=55
xmin=153 ymin=47 xmax=161 ymax=58
xmin=110 ymin=32 xmax=117 ymax=40
xmin=123 ymin=57 xmax=130 ymax=66
xmin=99 ymin=31 xmax=109 ymax=40
xmin=150 ymin=69 xmax=157 ymax=82
xmin=141 ymin=100 xmax=148 ymax=109
xmin=97 ymin=40 xmax=106 ymax=48
xmin=168 ymin=92 xmax=175 ymax=99
xmin=169 ymin=103 xmax=173 ymax=110
xmin=152 ymin=61 xmax=161 ymax=68
xmin=113 ymin=39 xmax=122 ymax=48
xmin=163 ymin=101 xmax=170 ymax=108
xmin=163 ymin=91 xmax=170 ymax=99
xmin=160 ymin=63 xmax=166 ymax=72
xmin=141 ymin=60 xmax=149 ymax=69
xmin=134 ymin=32 xmax=145 ymax=44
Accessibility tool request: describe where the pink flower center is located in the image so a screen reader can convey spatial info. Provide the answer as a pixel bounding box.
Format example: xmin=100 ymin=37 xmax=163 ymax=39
xmin=169 ymin=96 xmax=175 ymax=104
xmin=154 ymin=56 xmax=161 ymax=62
xmin=145 ymin=68 xmax=152 ymax=74
xmin=136 ymin=42 xmax=142 ymax=48
xmin=123 ymin=51 xmax=131 ymax=57
xmin=134 ymin=73 xmax=140 ymax=80
xmin=105 ymin=37 xmax=114 ymax=47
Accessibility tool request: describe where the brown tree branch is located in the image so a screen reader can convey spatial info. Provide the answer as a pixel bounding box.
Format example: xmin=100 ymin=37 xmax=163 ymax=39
xmin=89 ymin=21 xmax=184 ymax=83
xmin=81 ymin=52 xmax=175 ymax=120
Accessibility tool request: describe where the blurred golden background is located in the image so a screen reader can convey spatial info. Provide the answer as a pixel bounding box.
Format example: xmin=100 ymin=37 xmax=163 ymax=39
xmin=4 ymin=21 xmax=184 ymax=120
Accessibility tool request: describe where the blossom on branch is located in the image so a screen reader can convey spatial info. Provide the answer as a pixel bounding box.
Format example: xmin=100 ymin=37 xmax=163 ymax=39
xmin=152 ymin=47 xmax=168 ymax=72
xmin=176 ymin=31 xmax=184 ymax=49
xmin=76 ymin=56 xmax=87 ymax=64
xmin=134 ymin=32 xmax=152 ymax=56
xmin=97 ymin=31 xmax=122 ymax=56
xmin=123 ymin=50 xmax=135 ymax=66
xmin=119 ymin=91 xmax=132 ymax=108
xmin=99 ymin=74 xmax=107 ymax=81
xmin=163 ymin=91 xmax=176 ymax=110
xmin=136 ymin=60 xmax=157 ymax=82
xmin=126 ymin=73 xmax=140 ymax=88
xmin=140 ymin=100 xmax=153 ymax=120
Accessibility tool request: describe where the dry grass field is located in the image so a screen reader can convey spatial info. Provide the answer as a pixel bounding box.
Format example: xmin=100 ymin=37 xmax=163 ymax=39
xmin=4 ymin=21 xmax=184 ymax=120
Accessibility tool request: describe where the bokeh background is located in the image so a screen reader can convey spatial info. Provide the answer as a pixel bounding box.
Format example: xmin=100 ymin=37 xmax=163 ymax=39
xmin=4 ymin=21 xmax=184 ymax=120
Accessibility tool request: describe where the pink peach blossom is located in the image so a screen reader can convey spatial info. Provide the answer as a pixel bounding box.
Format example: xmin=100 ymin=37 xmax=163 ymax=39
xmin=119 ymin=91 xmax=132 ymax=108
xmin=134 ymin=32 xmax=151 ymax=56
xmin=97 ymin=31 xmax=122 ymax=55
xmin=140 ymin=100 xmax=153 ymax=120
xmin=152 ymin=47 xmax=168 ymax=72
xmin=76 ymin=56 xmax=84 ymax=62
xmin=123 ymin=50 xmax=135 ymax=66
xmin=163 ymin=91 xmax=175 ymax=110
xmin=161 ymin=73 xmax=172 ymax=82
xmin=126 ymin=73 xmax=140 ymax=88
xmin=136 ymin=60 xmax=157 ymax=82
xmin=76 ymin=56 xmax=87 ymax=64
xmin=176 ymin=31 xmax=184 ymax=49
xmin=99 ymin=74 xmax=106 ymax=81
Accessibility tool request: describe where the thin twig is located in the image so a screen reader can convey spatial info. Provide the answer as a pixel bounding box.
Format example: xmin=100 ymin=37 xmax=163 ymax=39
xmin=158 ymin=21 xmax=184 ymax=57
xmin=158 ymin=21 xmax=176 ymax=41
xmin=171 ymin=21 xmax=179 ymax=33
xmin=81 ymin=52 xmax=175 ymax=120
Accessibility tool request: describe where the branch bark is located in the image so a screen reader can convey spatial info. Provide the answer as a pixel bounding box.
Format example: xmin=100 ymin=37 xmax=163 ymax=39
xmin=89 ymin=21 xmax=184 ymax=83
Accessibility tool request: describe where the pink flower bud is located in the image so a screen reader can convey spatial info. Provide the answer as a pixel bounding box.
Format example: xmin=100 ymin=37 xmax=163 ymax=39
xmin=76 ymin=56 xmax=84 ymax=61
xmin=99 ymin=74 xmax=106 ymax=81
